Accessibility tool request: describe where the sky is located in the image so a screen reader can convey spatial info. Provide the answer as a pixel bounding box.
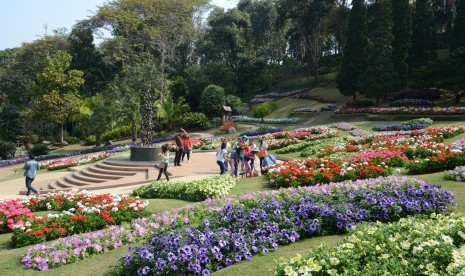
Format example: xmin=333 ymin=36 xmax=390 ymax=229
xmin=0 ymin=0 xmax=238 ymax=51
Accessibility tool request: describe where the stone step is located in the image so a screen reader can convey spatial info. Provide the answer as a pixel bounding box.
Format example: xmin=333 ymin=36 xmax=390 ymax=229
xmin=73 ymin=172 xmax=107 ymax=183
xmin=56 ymin=178 xmax=75 ymax=188
xmin=80 ymin=168 xmax=123 ymax=180
xmin=103 ymin=159 xmax=160 ymax=168
xmin=88 ymin=166 xmax=136 ymax=176
xmin=95 ymin=163 xmax=148 ymax=172
xmin=63 ymin=175 xmax=94 ymax=187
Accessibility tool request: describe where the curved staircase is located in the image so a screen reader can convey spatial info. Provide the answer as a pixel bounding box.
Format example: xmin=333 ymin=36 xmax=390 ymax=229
xmin=20 ymin=159 xmax=167 ymax=195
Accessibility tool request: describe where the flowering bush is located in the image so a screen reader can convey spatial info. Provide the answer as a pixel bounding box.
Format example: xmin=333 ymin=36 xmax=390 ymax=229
xmin=9 ymin=190 xmax=148 ymax=247
xmin=266 ymin=158 xmax=391 ymax=188
xmin=445 ymin=166 xmax=465 ymax=182
xmin=277 ymin=213 xmax=465 ymax=275
xmin=118 ymin=176 xmax=454 ymax=275
xmin=0 ymin=200 xmax=35 ymax=233
xmin=219 ymin=123 xmax=237 ymax=131
xmin=132 ymin=176 xmax=237 ymax=201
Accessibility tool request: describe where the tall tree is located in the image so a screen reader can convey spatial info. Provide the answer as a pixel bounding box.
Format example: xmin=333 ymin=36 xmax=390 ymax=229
xmin=450 ymin=0 xmax=465 ymax=54
xmin=68 ymin=21 xmax=107 ymax=97
xmin=279 ymin=0 xmax=335 ymax=84
xmin=391 ymin=0 xmax=412 ymax=88
xmin=336 ymin=0 xmax=368 ymax=101
xmin=358 ymin=0 xmax=398 ymax=105
xmin=410 ymin=0 xmax=436 ymax=69
xmin=31 ymin=50 xmax=84 ymax=143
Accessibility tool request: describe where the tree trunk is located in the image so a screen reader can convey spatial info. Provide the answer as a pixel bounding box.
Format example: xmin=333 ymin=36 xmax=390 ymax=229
xmin=60 ymin=124 xmax=64 ymax=143
xmin=131 ymin=120 xmax=137 ymax=142
xmin=95 ymin=131 xmax=101 ymax=147
xmin=376 ymin=97 xmax=380 ymax=106
xmin=353 ymin=93 xmax=357 ymax=102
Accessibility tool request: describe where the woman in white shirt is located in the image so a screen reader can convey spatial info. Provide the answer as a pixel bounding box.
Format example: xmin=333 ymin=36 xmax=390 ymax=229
xmin=216 ymin=142 xmax=229 ymax=175
xmin=157 ymin=144 xmax=170 ymax=181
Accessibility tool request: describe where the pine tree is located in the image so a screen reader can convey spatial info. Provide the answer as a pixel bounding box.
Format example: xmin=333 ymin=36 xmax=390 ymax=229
xmin=336 ymin=0 xmax=368 ymax=101
xmin=358 ymin=0 xmax=398 ymax=106
xmin=391 ymin=0 xmax=412 ymax=88
xmin=410 ymin=0 xmax=436 ymax=68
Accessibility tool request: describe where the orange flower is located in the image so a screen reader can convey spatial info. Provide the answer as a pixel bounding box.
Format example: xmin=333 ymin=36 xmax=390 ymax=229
xmin=57 ymin=227 xmax=66 ymax=234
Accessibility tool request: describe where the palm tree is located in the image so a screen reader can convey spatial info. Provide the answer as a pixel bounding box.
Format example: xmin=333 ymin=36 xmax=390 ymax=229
xmin=153 ymin=95 xmax=189 ymax=131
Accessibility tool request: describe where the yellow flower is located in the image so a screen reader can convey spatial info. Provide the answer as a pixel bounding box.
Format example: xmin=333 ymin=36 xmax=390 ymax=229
xmin=283 ymin=266 xmax=296 ymax=276
xmin=329 ymin=257 xmax=340 ymax=266
xmin=442 ymin=234 xmax=454 ymax=245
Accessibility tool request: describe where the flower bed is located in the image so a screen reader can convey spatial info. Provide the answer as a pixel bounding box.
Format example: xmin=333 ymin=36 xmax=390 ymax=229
xmin=268 ymin=127 xmax=340 ymax=150
xmin=266 ymin=158 xmax=391 ymax=188
xmin=390 ymin=98 xmax=434 ymax=106
xmin=42 ymin=152 xmax=108 ymax=171
xmin=131 ymin=176 xmax=237 ymax=201
xmin=373 ymin=122 xmax=429 ymax=131
xmin=292 ymin=107 xmax=317 ymax=113
xmin=277 ymin=213 xmax=465 ymax=275
xmin=336 ymin=106 xmax=465 ymax=115
xmin=445 ymin=166 xmax=465 ymax=182
xmin=118 ymin=176 xmax=454 ymax=275
xmin=231 ymin=116 xmax=299 ymax=124
xmin=21 ymin=176 xmax=455 ymax=272
xmin=348 ymin=129 xmax=371 ymax=136
xmin=346 ymin=149 xmax=408 ymax=167
xmin=7 ymin=190 xmax=148 ymax=247
xmin=331 ymin=122 xmax=356 ymax=131
xmin=239 ymin=126 xmax=283 ymax=137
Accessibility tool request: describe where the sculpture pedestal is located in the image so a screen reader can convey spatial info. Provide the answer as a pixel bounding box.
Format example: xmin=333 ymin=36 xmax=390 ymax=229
xmin=130 ymin=146 xmax=162 ymax=162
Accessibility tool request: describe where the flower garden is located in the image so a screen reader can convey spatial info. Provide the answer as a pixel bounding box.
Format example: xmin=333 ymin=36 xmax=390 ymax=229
xmin=2 ymin=121 xmax=465 ymax=275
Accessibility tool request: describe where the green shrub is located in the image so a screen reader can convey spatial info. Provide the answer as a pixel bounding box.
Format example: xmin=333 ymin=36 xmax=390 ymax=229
xmin=84 ymin=135 xmax=96 ymax=146
xmin=254 ymin=102 xmax=278 ymax=118
xmin=29 ymin=144 xmax=49 ymax=156
xmin=101 ymin=125 xmax=134 ymax=142
xmin=182 ymin=112 xmax=211 ymax=130
xmin=65 ymin=136 xmax=80 ymax=145
xmin=0 ymin=141 xmax=16 ymax=159
xmin=345 ymin=99 xmax=374 ymax=107
xmin=199 ymin=84 xmax=226 ymax=118
xmin=16 ymin=135 xmax=39 ymax=144
xmin=132 ymin=175 xmax=237 ymax=201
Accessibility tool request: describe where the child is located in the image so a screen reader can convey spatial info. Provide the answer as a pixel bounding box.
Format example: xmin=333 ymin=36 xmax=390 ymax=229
xmin=157 ymin=144 xmax=170 ymax=181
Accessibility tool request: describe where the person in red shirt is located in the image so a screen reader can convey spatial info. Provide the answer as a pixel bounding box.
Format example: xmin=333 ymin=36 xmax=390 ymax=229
xmin=182 ymin=134 xmax=193 ymax=163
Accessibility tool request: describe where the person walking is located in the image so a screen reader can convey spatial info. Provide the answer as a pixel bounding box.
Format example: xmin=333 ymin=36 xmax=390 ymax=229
xmin=230 ymin=146 xmax=243 ymax=178
xmin=173 ymin=129 xmax=186 ymax=166
xmin=23 ymin=154 xmax=40 ymax=196
xmin=216 ymin=142 xmax=229 ymax=175
xmin=157 ymin=144 xmax=170 ymax=181
xmin=258 ymin=136 xmax=268 ymax=172
xmin=182 ymin=134 xmax=192 ymax=163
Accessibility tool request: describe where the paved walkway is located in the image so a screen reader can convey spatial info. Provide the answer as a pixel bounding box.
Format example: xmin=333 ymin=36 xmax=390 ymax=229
xmin=0 ymin=151 xmax=222 ymax=200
